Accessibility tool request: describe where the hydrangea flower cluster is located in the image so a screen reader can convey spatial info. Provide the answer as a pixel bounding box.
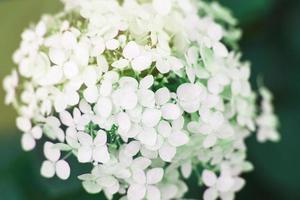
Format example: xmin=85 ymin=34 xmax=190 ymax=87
xmin=3 ymin=0 xmax=280 ymax=199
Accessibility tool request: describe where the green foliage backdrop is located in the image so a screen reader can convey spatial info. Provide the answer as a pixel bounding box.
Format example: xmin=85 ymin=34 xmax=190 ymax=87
xmin=0 ymin=0 xmax=299 ymax=199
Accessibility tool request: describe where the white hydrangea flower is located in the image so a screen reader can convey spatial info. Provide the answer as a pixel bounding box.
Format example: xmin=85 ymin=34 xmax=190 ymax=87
xmin=127 ymin=168 xmax=164 ymax=200
xmin=21 ymin=125 xmax=42 ymax=151
xmin=157 ymin=118 xmax=189 ymax=162
xmin=77 ymin=131 xmax=110 ymax=164
xmin=202 ymin=165 xmax=245 ymax=200
xmin=3 ymin=70 xmax=18 ymax=105
xmin=79 ymin=163 xmax=122 ymax=198
xmin=41 ymin=142 xmax=71 ymax=180
xmin=3 ymin=0 xmax=280 ymax=199
xmin=256 ymin=87 xmax=280 ymax=142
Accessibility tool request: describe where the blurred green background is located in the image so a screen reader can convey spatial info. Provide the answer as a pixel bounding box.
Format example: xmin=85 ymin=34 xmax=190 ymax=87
xmin=0 ymin=0 xmax=300 ymax=199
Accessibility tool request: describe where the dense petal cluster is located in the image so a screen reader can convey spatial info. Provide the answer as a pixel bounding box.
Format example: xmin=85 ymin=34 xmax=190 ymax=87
xmin=3 ymin=0 xmax=280 ymax=199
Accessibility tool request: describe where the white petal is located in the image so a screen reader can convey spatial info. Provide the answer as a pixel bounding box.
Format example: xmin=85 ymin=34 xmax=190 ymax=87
xmin=132 ymin=169 xmax=146 ymax=184
xmin=83 ymin=86 xmax=99 ymax=103
xmin=91 ymin=37 xmax=105 ymax=56
xmin=199 ymin=108 xmax=212 ymax=124
xmin=78 ymin=173 xmax=94 ymax=181
xmin=208 ymin=111 xmax=224 ymax=128
xmin=117 ymin=112 xmax=131 ymax=135
xmin=169 ymin=56 xmax=183 ymax=71
xmin=82 ymin=181 xmax=102 ymax=194
xmin=216 ymin=175 xmax=235 ymax=192
xmin=171 ymin=116 xmax=184 ymax=130
xmin=76 ymin=115 xmax=91 ymax=131
xmin=202 ymin=170 xmax=217 ymax=187
xmin=31 ymin=126 xmax=43 ymax=140
xmin=55 ymin=160 xmax=71 ymax=180
xmin=21 ymin=133 xmax=36 ymax=151
xmin=203 ymin=135 xmax=217 ymax=149
xmin=137 ymin=127 xmax=157 ymax=146
xmin=74 ymin=42 xmax=89 ymax=66
xmin=113 ymin=88 xmax=138 ymax=110
xmin=59 ymin=110 xmax=74 ymax=127
xmin=79 ymin=100 xmax=91 ymax=114
xmin=155 ymin=87 xmax=170 ymax=105
xmin=203 ymin=94 xmax=220 ymax=109
xmin=103 ymin=71 xmax=119 ymax=83
xmin=213 ymin=42 xmax=228 ymax=58
xmin=83 ymin=66 xmax=98 ymax=87
xmin=146 ymin=168 xmax=164 ymax=184
xmin=104 ymin=181 xmax=119 ymax=196
xmin=124 ymin=141 xmax=141 ymax=157
xmin=123 ymin=41 xmax=140 ymax=59
xmin=16 ymin=117 xmax=31 ymax=132
xmin=126 ymin=124 xmax=141 ymax=138
xmin=93 ymin=146 xmax=110 ymax=163
xmin=168 ymin=131 xmax=189 ymax=147
xmin=218 ymin=124 xmax=234 ymax=139
xmin=208 ymin=24 xmax=223 ymax=41
xmin=208 ymin=78 xmax=223 ymax=95
xmin=161 ymin=103 xmax=181 ymax=120
xmin=127 ymin=106 xmax=143 ymax=123
xmin=187 ymin=121 xmax=201 ymax=133
xmin=181 ymin=161 xmax=192 ymax=178
xmin=97 ymin=176 xmax=117 ymax=188
xmin=94 ymin=130 xmax=107 ymax=146
xmin=119 ymin=77 xmax=139 ymax=89
xmin=139 ymin=75 xmax=154 ymax=89
xmin=77 ymin=132 xmax=93 ymax=145
xmin=49 ymin=48 xmax=67 ymax=65
xmin=35 ymin=21 xmax=46 ymax=36
xmin=94 ymin=97 xmax=112 ymax=118
xmin=146 ymin=137 xmax=163 ymax=151
xmin=203 ymin=188 xmax=218 ymax=200
xmin=46 ymin=116 xmax=61 ymax=127
xmin=158 ymin=143 xmax=176 ymax=162
xmin=140 ymin=147 xmax=158 ymax=159
xmin=78 ymin=146 xmax=93 ymax=163
xmin=112 ymin=59 xmax=129 ymax=69
xmin=54 ymin=93 xmax=67 ymax=112
xmin=220 ymin=192 xmax=234 ymax=200
xmin=63 ymin=61 xmax=79 ymax=79
xmin=132 ymin=55 xmax=152 ymax=72
xmin=160 ymin=185 xmax=178 ymax=200
xmin=131 ymin=157 xmax=152 ymax=170
xmin=141 ymin=108 xmax=162 ymax=127
xmin=46 ymin=65 xmax=63 ymax=85
xmin=156 ymin=58 xmax=170 ymax=74
xmin=232 ymin=177 xmax=245 ymax=192
xmin=153 ymin=0 xmax=172 ymax=16
xmin=187 ymin=46 xmax=199 ymax=65
xmin=62 ymin=31 xmax=77 ymax=49
xmin=99 ymin=80 xmax=112 ymax=97
xmin=127 ymin=184 xmax=146 ymax=200
xmin=65 ymin=90 xmax=80 ymax=106
xmin=66 ymin=127 xmax=80 ymax=148
xmin=177 ymin=83 xmax=204 ymax=100
xmin=44 ymin=142 xmax=61 ymax=162
xmin=157 ymin=120 xmax=172 ymax=138
xmin=138 ymin=89 xmax=155 ymax=108
xmin=41 ymin=160 xmax=55 ymax=178
xmin=106 ymin=39 xmax=120 ymax=50
xmin=146 ymin=185 xmax=161 ymax=200
xmin=56 ymin=128 xmax=66 ymax=142
xmin=177 ymin=83 xmax=204 ymax=113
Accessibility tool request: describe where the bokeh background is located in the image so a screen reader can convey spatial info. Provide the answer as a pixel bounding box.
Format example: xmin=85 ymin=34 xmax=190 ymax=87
xmin=0 ymin=0 xmax=299 ymax=199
